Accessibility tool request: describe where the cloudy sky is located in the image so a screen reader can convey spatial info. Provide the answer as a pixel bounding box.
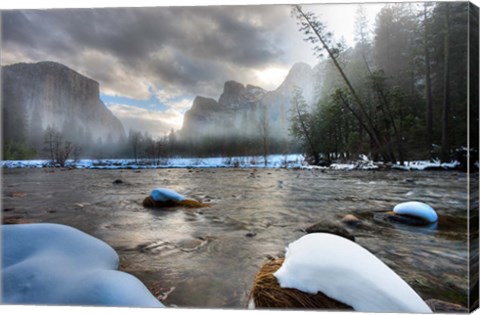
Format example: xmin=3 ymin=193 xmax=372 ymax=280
xmin=1 ymin=1 xmax=385 ymax=138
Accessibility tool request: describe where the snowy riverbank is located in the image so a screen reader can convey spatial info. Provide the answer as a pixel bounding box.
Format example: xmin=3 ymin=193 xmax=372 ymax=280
xmin=0 ymin=154 xmax=473 ymax=171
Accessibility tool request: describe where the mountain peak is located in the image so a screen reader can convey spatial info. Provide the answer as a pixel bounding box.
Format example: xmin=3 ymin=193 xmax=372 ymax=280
xmin=280 ymin=62 xmax=313 ymax=88
xmin=290 ymin=62 xmax=312 ymax=72
xmin=190 ymin=96 xmax=221 ymax=113
xmin=6 ymin=61 xmax=92 ymax=82
xmin=223 ymin=80 xmax=245 ymax=93
xmin=219 ymin=80 xmax=247 ymax=108
xmin=181 ymin=61 xmax=319 ymax=139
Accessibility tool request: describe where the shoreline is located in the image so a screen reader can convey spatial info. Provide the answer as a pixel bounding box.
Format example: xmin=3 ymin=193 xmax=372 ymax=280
xmin=0 ymin=155 xmax=475 ymax=172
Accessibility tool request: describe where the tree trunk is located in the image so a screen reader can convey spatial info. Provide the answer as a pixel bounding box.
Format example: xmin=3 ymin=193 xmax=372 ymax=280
xmin=360 ymin=51 xmax=401 ymax=164
xmin=424 ymin=3 xmax=434 ymax=155
xmin=295 ymin=5 xmax=391 ymax=163
xmin=294 ymin=99 xmax=319 ymax=165
xmin=336 ymin=92 xmax=383 ymax=160
xmin=441 ymin=3 xmax=451 ymax=162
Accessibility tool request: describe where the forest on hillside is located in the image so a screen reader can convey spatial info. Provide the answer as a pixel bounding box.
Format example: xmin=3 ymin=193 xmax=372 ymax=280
xmin=2 ymin=2 xmax=478 ymax=166
xmin=290 ymin=2 xmax=478 ymax=166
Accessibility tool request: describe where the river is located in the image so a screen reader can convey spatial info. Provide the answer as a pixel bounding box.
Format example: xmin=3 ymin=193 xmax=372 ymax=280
xmin=1 ymin=168 xmax=474 ymax=308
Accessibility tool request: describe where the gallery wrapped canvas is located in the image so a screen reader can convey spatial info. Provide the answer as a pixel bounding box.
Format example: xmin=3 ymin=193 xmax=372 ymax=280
xmin=1 ymin=0 xmax=478 ymax=314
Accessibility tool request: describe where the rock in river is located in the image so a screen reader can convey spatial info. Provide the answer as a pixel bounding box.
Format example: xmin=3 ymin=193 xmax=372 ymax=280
xmin=304 ymin=220 xmax=355 ymax=241
xmin=250 ymin=233 xmax=432 ymax=313
xmin=375 ymin=201 xmax=439 ymax=227
xmin=143 ymin=188 xmax=209 ymax=209
xmin=393 ymin=201 xmax=438 ymax=224
xmin=425 ymin=299 xmax=468 ymax=312
xmin=341 ymin=214 xmax=361 ymax=226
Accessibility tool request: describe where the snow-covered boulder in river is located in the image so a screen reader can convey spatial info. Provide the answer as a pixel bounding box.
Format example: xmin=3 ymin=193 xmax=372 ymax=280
xmin=151 ymin=188 xmax=186 ymax=202
xmin=2 ymin=223 xmax=163 ymax=307
xmin=393 ymin=201 xmax=438 ymax=224
xmin=143 ymin=187 xmax=208 ymax=208
xmin=269 ymin=233 xmax=432 ymax=313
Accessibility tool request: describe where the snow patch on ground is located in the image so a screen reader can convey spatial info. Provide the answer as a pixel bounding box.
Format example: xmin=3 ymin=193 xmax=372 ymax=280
xmin=1 ymin=155 xmax=470 ymax=171
xmin=2 ymin=223 xmax=164 ymax=307
xmin=273 ymin=233 xmax=432 ymax=313
xmin=0 ymin=154 xmax=306 ymax=169
xmin=392 ymin=160 xmax=461 ymax=171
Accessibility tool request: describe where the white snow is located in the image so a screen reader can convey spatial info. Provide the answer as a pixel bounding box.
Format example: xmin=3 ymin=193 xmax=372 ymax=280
xmin=273 ymin=233 xmax=432 ymax=313
xmin=392 ymin=159 xmax=461 ymax=171
xmin=393 ymin=201 xmax=438 ymax=223
xmin=329 ymin=163 xmax=355 ymax=170
xmin=151 ymin=188 xmax=185 ymax=202
xmin=1 ymin=155 xmax=471 ymax=171
xmin=322 ymin=155 xmax=379 ymax=170
xmin=0 ymin=154 xmax=306 ymax=169
xmin=2 ymin=223 xmax=164 ymax=307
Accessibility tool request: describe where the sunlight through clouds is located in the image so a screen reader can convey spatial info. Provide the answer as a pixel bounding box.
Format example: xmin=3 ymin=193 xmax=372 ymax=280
xmin=1 ymin=2 xmax=387 ymax=138
xmin=253 ymin=66 xmax=289 ymax=90
xmin=165 ymin=98 xmax=194 ymax=112
xmin=107 ymin=103 xmax=183 ymax=137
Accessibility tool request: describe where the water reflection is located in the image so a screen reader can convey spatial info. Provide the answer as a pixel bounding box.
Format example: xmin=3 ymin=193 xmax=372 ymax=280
xmin=2 ymin=168 xmax=472 ymax=308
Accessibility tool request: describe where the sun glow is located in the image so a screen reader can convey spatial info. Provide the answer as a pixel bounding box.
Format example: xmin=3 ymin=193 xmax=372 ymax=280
xmin=253 ymin=66 xmax=289 ymax=90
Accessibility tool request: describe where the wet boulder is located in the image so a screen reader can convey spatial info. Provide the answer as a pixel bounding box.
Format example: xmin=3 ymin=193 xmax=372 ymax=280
xmin=249 ymin=234 xmax=432 ymax=312
xmin=304 ymin=220 xmax=355 ymax=242
xmin=142 ymin=188 xmax=208 ymax=209
xmin=425 ymin=299 xmax=468 ymax=312
xmin=143 ymin=196 xmax=178 ymax=208
xmin=374 ymin=202 xmax=438 ymax=227
xmin=2 ymin=215 xmax=31 ymax=225
xmin=380 ymin=212 xmax=433 ymax=226
xmin=248 ymin=257 xmax=353 ymax=309
xmin=151 ymin=188 xmax=185 ymax=202
xmin=341 ymin=214 xmax=361 ymax=226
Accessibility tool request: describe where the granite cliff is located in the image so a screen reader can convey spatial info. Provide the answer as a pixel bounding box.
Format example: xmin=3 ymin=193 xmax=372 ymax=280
xmin=181 ymin=82 xmax=267 ymax=137
xmin=2 ymin=61 xmax=125 ymax=145
xmin=180 ymin=62 xmax=323 ymax=140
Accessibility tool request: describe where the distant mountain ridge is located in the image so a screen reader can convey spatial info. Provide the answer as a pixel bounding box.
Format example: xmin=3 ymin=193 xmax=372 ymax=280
xmin=2 ymin=61 xmax=125 ymax=145
xmin=180 ymin=62 xmax=323 ymax=140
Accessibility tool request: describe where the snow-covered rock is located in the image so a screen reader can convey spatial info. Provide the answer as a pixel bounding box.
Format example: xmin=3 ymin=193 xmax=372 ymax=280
xmin=2 ymin=223 xmax=163 ymax=307
xmin=329 ymin=163 xmax=355 ymax=170
xmin=392 ymin=160 xmax=460 ymax=171
xmin=273 ymin=233 xmax=432 ymax=313
xmin=151 ymin=188 xmax=186 ymax=202
xmin=393 ymin=201 xmax=438 ymax=223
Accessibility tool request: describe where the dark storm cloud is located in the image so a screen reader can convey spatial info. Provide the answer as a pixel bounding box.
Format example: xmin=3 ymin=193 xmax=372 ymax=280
xmin=167 ymin=6 xmax=285 ymax=67
xmin=1 ymin=5 xmax=291 ymax=99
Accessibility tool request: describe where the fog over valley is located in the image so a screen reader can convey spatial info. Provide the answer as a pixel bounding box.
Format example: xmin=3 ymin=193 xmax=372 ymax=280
xmin=1 ymin=3 xmax=382 ymax=138
xmin=1 ymin=2 xmax=476 ymax=168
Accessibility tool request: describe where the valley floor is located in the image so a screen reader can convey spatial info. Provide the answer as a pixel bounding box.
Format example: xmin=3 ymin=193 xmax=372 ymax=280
xmin=0 ymin=154 xmax=471 ymax=171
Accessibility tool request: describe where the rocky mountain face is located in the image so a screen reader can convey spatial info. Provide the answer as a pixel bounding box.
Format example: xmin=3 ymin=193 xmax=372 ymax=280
xmin=180 ymin=62 xmax=324 ymax=140
xmin=181 ymin=82 xmax=267 ymax=138
xmin=2 ymin=61 xmax=125 ymax=145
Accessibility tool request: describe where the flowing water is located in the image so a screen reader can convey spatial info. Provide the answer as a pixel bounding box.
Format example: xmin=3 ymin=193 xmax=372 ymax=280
xmin=1 ymin=168 xmax=474 ymax=308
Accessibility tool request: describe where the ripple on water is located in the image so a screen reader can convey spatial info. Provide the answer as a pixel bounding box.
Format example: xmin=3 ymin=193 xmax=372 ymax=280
xmin=1 ymin=168 xmax=470 ymax=308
